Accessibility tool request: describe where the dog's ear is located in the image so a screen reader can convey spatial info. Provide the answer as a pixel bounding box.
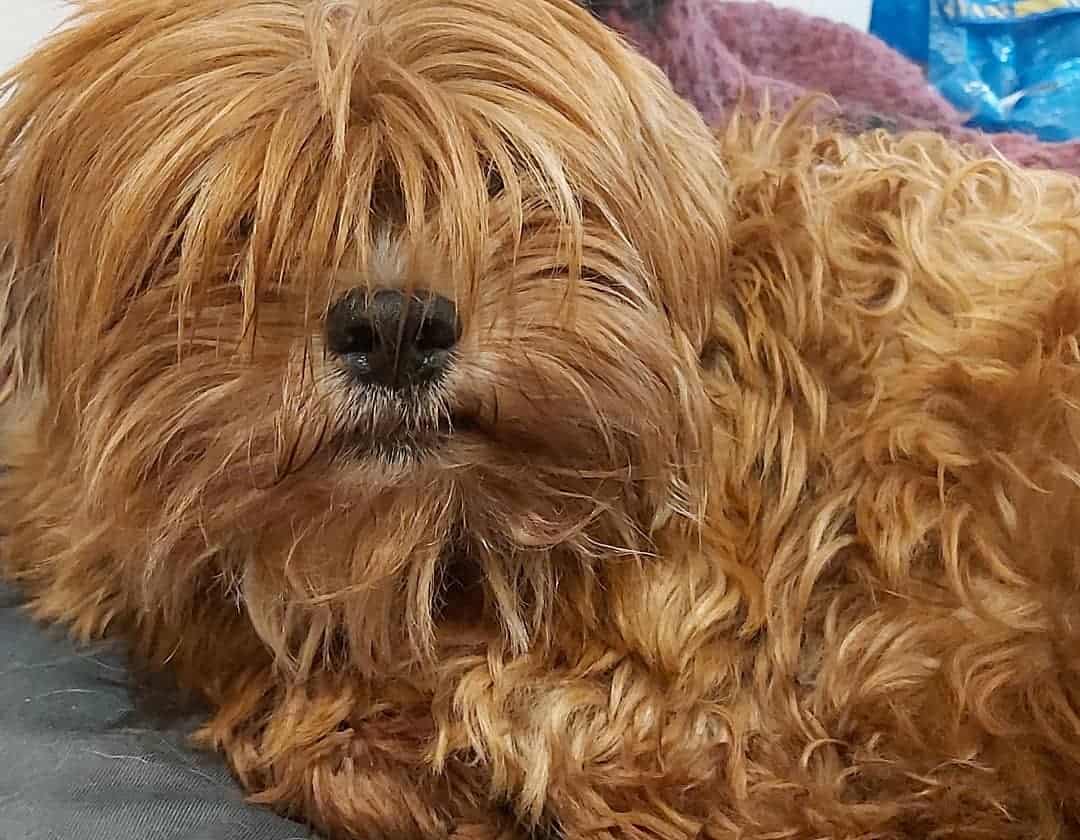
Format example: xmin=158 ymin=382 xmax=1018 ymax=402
xmin=0 ymin=99 xmax=48 ymax=409
xmin=0 ymin=27 xmax=58 ymax=410
xmin=0 ymin=242 xmax=46 ymax=407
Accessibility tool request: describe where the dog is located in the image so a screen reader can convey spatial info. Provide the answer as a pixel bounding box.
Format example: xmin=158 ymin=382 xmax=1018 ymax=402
xmin=2 ymin=0 xmax=1080 ymax=837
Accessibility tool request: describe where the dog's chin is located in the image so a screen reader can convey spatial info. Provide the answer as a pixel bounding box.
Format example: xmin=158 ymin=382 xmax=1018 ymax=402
xmin=338 ymin=412 xmax=485 ymax=465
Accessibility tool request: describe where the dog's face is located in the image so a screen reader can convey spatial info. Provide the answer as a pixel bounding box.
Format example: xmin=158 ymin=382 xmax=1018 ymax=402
xmin=0 ymin=0 xmax=730 ymax=672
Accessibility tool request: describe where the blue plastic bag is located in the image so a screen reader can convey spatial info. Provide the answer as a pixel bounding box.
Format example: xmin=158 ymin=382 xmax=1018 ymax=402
xmin=928 ymin=0 xmax=1080 ymax=141
xmin=870 ymin=0 xmax=931 ymax=64
xmin=870 ymin=0 xmax=1080 ymax=139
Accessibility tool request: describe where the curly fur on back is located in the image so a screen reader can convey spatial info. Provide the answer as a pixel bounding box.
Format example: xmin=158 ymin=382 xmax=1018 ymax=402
xmin=1 ymin=1 xmax=1080 ymax=838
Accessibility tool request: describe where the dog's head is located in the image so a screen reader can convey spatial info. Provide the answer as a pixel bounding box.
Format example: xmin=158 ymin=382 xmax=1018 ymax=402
xmin=0 ymin=0 xmax=732 ymax=672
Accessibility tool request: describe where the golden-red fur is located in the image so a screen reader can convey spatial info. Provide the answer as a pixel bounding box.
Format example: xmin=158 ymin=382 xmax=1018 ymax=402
xmin=2 ymin=0 xmax=1080 ymax=837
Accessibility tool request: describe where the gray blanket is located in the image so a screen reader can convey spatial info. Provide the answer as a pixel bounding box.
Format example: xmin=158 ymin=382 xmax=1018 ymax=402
xmin=0 ymin=583 xmax=318 ymax=840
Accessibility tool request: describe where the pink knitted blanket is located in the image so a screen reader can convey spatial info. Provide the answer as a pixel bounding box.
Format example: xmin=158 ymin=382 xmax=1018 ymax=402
xmin=586 ymin=0 xmax=1080 ymax=176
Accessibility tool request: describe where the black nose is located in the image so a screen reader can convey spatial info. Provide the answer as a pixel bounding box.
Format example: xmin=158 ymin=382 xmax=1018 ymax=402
xmin=325 ymin=288 xmax=460 ymax=389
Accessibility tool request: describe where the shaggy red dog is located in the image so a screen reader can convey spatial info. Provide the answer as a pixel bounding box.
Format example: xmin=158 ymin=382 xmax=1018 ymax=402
xmin=2 ymin=1 xmax=1079 ymax=838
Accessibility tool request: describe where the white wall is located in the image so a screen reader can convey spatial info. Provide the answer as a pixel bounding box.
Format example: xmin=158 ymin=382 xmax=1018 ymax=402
xmin=0 ymin=2 xmax=70 ymax=72
xmin=771 ymin=0 xmax=871 ymax=30
xmin=0 ymin=0 xmax=871 ymax=74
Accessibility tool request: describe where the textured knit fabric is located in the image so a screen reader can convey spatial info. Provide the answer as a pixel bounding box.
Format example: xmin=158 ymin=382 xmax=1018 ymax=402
xmin=588 ymin=0 xmax=1080 ymax=176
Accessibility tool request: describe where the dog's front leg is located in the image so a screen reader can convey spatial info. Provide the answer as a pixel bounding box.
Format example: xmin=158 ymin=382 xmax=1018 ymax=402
xmin=195 ymin=667 xmax=511 ymax=840
xmin=438 ymin=647 xmax=730 ymax=840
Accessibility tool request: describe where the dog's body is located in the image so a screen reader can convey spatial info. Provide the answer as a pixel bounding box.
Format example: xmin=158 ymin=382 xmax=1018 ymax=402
xmin=2 ymin=1 xmax=1080 ymax=838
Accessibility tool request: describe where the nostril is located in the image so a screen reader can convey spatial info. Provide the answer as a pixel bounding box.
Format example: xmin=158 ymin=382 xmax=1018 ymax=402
xmin=415 ymin=296 xmax=461 ymax=352
xmin=415 ymin=320 xmax=456 ymax=352
xmin=325 ymin=290 xmax=382 ymax=358
xmin=352 ymin=323 xmax=377 ymax=355
xmin=336 ymin=321 xmax=377 ymax=356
